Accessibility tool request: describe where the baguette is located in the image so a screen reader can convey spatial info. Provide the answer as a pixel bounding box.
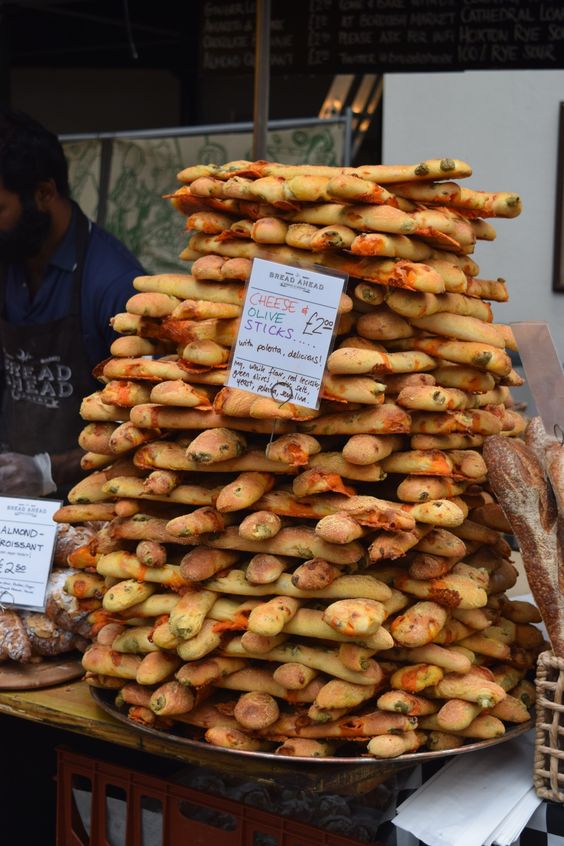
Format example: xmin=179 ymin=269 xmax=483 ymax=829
xmin=483 ymin=433 xmax=564 ymax=657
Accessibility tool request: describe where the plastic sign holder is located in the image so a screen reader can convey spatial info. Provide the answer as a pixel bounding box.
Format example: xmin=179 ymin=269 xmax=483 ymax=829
xmin=511 ymin=322 xmax=564 ymax=437
xmin=227 ymin=258 xmax=347 ymax=410
xmin=0 ymin=496 xmax=61 ymax=611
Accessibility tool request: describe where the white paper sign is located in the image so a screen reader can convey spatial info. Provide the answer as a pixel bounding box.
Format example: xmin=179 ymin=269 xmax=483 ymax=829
xmin=0 ymin=496 xmax=61 ymax=611
xmin=227 ymin=258 xmax=346 ymax=409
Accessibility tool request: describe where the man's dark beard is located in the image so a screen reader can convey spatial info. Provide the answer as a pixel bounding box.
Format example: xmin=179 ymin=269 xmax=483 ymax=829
xmin=0 ymin=199 xmax=51 ymax=263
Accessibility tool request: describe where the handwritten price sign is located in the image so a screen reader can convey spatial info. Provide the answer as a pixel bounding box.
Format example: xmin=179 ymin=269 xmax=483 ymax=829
xmin=0 ymin=496 xmax=61 ymax=610
xmin=227 ymin=258 xmax=346 ymax=409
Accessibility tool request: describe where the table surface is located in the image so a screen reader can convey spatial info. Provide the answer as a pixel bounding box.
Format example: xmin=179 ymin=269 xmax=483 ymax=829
xmin=0 ymin=679 xmax=390 ymax=793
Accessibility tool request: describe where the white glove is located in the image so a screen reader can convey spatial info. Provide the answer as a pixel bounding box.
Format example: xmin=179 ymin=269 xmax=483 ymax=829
xmin=33 ymin=452 xmax=57 ymax=496
xmin=0 ymin=451 xmax=57 ymax=497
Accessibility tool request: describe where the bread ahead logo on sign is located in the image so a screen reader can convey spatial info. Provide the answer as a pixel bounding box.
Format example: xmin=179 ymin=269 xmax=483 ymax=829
xmin=227 ymin=258 xmax=346 ymax=409
xmin=3 ymin=348 xmax=73 ymax=408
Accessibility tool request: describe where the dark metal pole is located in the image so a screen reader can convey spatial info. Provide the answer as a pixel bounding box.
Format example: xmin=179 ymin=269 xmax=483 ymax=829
xmin=252 ymin=0 xmax=270 ymax=160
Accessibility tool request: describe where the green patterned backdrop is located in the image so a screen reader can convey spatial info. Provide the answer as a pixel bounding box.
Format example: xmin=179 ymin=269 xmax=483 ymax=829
xmin=63 ymin=123 xmax=345 ymax=275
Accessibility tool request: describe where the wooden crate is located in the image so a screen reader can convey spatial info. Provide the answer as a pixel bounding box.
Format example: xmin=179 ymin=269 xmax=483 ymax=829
xmin=56 ymin=747 xmax=386 ymax=846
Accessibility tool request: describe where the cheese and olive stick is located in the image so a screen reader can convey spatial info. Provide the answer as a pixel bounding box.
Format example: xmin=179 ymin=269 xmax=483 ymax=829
xmin=233 ymin=692 xmax=280 ymax=731
xmin=197 ymin=186 xmax=476 ymax=251
xmin=410 ymin=434 xmax=485 ymax=451
xmin=149 ymin=681 xmax=196 ymax=716
xmin=82 ymin=644 xmax=142 ymax=679
xmin=240 ymin=632 xmax=287 ymax=653
xmin=355 ymin=306 xmax=413 ymax=341
xmin=314 ymin=513 xmax=365 ymax=544
xmin=377 ymin=690 xmax=438 ymax=716
xmin=396 ymin=476 xmax=468 ymax=503
xmin=68 ymin=470 xmax=119 ymax=505
xmin=102 ymin=579 xmax=156 ymax=612
xmin=367 ymin=731 xmax=427 ymax=758
xmin=389 ymin=181 xmax=520 ymax=218
xmin=175 ymin=619 xmax=222 ymax=661
xmin=394 ymin=572 xmax=488 ymax=610
xmin=80 ymin=392 xmax=130 ymax=422
xmin=255 ymin=491 xmax=415 ymax=532
xmin=216 ymin=668 xmax=323 ymax=703
xmin=164 ymin=507 xmax=231 ymax=538
xmin=64 ymin=573 xmax=106 ymax=601
xmin=209 ymin=597 xmax=392 ymax=650
xmin=408 ymin=554 xmax=460 ymax=580
xmin=168 ymin=589 xmax=218 ymax=640
xmin=131 ymin=410 xmax=302 ymax=438
xmin=96 ymin=550 xmax=187 ymax=590
xmin=326 ymin=348 xmax=437 ymax=378
xmin=419 ymin=713 xmax=505 ymax=739
xmin=190 ymin=172 xmax=396 ymax=205
xmin=215 ymin=472 xmax=275 ymax=512
xmin=246 ymin=596 xmax=303 ymax=637
xmin=488 ymin=694 xmax=531 ymax=723
xmin=509 ymin=680 xmax=536 ymax=709
xmin=205 ymin=569 xmax=391 ymax=601
xmin=243 ymin=553 xmax=289 ymax=584
xmin=465 ymin=277 xmax=509 ymax=301
xmin=238 ymin=511 xmax=283 ymax=541
xmin=222 ymin=636 xmax=381 ymax=686
xmin=263 ymin=434 xmax=321 ymax=467
xmin=390 ymin=338 xmax=512 ymax=378
xmin=175 ymin=656 xmax=247 ymax=689
xmin=188 ymin=233 xmax=446 ymax=294
xmin=320 ymin=373 xmax=386 ymax=405
xmin=260 ymin=709 xmax=418 ymax=741
xmin=203 ymin=728 xmax=269 ymax=752
xmin=135 ymin=651 xmax=183 ymax=686
xmin=389 ymin=601 xmax=448 ymax=647
xmin=382 ymin=644 xmax=472 ymax=675
xmin=275 ymin=739 xmax=338 ymax=757
xmin=133 ymin=273 xmax=245 ymax=304
xmin=112 ymin=626 xmax=160 ymax=654
xmin=369 ymin=524 xmax=432 ymax=562
xmin=409 ymin=409 xmax=502 ymax=436
xmin=177 ymin=157 xmax=472 ymax=184
xmin=297 ymin=455 xmax=385 ymax=484
xmin=341 ymin=433 xmax=403 ymax=465
xmin=272 ymin=663 xmax=318 ymax=690
xmin=102 ymin=476 xmax=222 ymax=507
xmin=134 ymin=442 xmax=292 ymax=473
xmin=214 ymin=388 xmax=318 ymax=421
xmin=385 ymin=289 xmax=491 ymax=321
xmin=115 ymin=684 xmax=153 ymax=708
xmin=313 ymin=679 xmax=377 ymax=712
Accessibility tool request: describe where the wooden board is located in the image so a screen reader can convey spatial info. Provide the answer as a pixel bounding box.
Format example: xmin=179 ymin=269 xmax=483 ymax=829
xmin=0 ymin=654 xmax=84 ymax=690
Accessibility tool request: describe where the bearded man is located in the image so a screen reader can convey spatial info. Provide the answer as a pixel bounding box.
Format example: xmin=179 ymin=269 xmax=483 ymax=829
xmin=0 ymin=109 xmax=144 ymax=497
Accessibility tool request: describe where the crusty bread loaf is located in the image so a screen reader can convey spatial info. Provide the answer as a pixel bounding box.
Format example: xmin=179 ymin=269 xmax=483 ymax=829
xmin=546 ymin=441 xmax=564 ymax=527
xmin=524 ymin=415 xmax=550 ymax=472
xmin=54 ymin=523 xmax=97 ymax=567
xmin=483 ymin=433 xmax=564 ymax=656
xmin=0 ymin=610 xmax=32 ymax=663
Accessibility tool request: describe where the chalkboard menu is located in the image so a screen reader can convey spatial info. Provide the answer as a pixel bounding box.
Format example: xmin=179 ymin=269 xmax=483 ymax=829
xmin=199 ymin=0 xmax=564 ymax=74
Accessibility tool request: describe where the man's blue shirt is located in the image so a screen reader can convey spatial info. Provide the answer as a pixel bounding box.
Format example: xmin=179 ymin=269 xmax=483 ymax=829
xmin=3 ymin=209 xmax=144 ymax=370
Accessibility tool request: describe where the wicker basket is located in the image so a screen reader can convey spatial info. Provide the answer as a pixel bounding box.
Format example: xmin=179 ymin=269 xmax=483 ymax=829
xmin=534 ymin=650 xmax=564 ymax=802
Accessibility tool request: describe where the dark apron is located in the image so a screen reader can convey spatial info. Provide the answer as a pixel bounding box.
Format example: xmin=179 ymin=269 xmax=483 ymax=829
xmin=0 ymin=208 xmax=97 ymax=459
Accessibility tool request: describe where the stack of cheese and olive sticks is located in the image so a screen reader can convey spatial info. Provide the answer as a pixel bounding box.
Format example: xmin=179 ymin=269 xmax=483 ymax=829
xmin=54 ymin=156 xmax=544 ymax=759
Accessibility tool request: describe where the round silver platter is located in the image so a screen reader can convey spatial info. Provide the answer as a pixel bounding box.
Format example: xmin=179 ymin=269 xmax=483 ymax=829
xmin=90 ymin=687 xmax=534 ymax=772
